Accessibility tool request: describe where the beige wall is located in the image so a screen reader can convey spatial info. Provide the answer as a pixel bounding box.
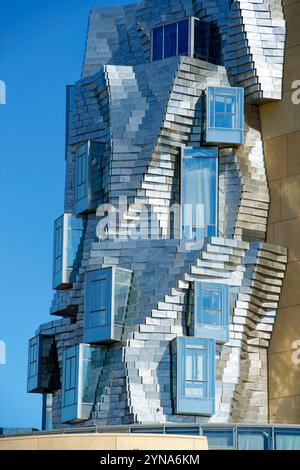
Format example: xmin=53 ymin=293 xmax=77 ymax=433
xmin=260 ymin=0 xmax=300 ymax=424
xmin=0 ymin=433 xmax=208 ymax=451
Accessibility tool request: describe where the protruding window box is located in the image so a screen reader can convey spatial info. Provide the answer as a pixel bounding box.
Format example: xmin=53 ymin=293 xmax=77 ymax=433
xmin=181 ymin=147 xmax=218 ymax=241
xmin=152 ymin=17 xmax=221 ymax=65
xmin=75 ymin=141 xmax=105 ymax=216
xmin=84 ymin=267 xmax=132 ymax=344
xmin=53 ymin=213 xmax=83 ymax=290
xmin=191 ymin=282 xmax=230 ymax=344
xmin=171 ymin=337 xmax=215 ymax=416
xmin=27 ymin=335 xmax=60 ymax=393
xmin=60 ymin=344 xmax=106 ymax=424
xmin=206 ymin=86 xmax=244 ymax=145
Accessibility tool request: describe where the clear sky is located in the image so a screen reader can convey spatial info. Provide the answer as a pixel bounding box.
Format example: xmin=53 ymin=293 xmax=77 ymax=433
xmin=0 ymin=0 xmax=138 ymax=430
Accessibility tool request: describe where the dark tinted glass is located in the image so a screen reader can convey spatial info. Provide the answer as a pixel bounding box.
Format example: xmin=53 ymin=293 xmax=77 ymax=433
xmin=152 ymin=26 xmax=163 ymax=61
xmin=194 ymin=19 xmax=210 ymax=60
xmin=178 ymin=19 xmax=189 ymax=55
xmin=164 ymin=22 xmax=177 ymax=58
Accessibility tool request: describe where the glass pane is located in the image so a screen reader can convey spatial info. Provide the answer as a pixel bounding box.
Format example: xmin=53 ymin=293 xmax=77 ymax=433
xmin=80 ymin=346 xmax=105 ymax=406
xmin=185 ymin=382 xmax=206 ymax=397
xmin=178 ymin=19 xmax=189 ymax=56
xmin=212 ymin=291 xmax=222 ymax=309
xmin=152 ymin=26 xmax=163 ymax=61
xmin=215 ymin=113 xmax=235 ymax=129
xmin=164 ymin=22 xmax=177 ymax=58
xmin=203 ymin=309 xmax=222 ymax=325
xmin=194 ymin=19 xmax=210 ymax=60
xmin=215 ymin=95 xmax=226 ymax=113
xmin=203 ymin=429 xmax=234 ymax=449
xmin=237 ymin=432 xmax=266 ymax=450
xmin=182 ymin=153 xmax=217 ymax=240
xmin=275 ymin=430 xmax=300 ymax=450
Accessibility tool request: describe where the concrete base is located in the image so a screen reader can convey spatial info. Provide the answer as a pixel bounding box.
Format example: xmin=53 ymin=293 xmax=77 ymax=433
xmin=0 ymin=433 xmax=208 ymax=450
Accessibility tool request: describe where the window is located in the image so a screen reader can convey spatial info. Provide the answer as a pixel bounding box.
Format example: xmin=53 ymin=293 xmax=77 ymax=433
xmin=202 ymin=428 xmax=235 ymax=450
xmin=206 ymin=87 xmax=244 ymax=145
xmin=194 ymin=19 xmax=221 ymax=64
xmin=152 ymin=18 xmax=221 ymax=64
xmin=60 ymin=344 xmax=106 ymax=423
xmin=181 ymin=148 xmax=218 ymax=240
xmin=84 ymin=267 xmax=132 ymax=344
xmin=53 ymin=213 xmax=83 ymax=290
xmin=192 ymin=282 xmax=229 ymax=343
xmin=75 ymin=141 xmax=105 ymax=215
xmin=171 ymin=337 xmax=215 ymax=415
xmin=237 ymin=428 xmax=272 ymax=450
xmin=27 ymin=335 xmax=60 ymax=393
xmin=275 ymin=429 xmax=300 ymax=450
xmin=42 ymin=394 xmax=53 ymax=431
xmin=152 ymin=19 xmax=189 ymax=61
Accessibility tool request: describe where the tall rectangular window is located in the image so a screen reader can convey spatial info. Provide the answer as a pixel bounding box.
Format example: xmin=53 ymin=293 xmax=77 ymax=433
xmin=178 ymin=19 xmax=189 ymax=56
xmin=181 ymin=148 xmax=218 ymax=240
xmin=27 ymin=335 xmax=60 ymax=393
xmin=53 ymin=213 xmax=83 ymax=290
xmin=164 ymin=22 xmax=177 ymax=58
xmin=206 ymin=87 xmax=244 ymax=145
xmin=84 ymin=267 xmax=132 ymax=344
xmin=192 ymin=282 xmax=230 ymax=343
xmin=75 ymin=141 xmax=105 ymax=215
xmin=171 ymin=337 xmax=215 ymax=415
xmin=61 ymin=344 xmax=106 ymax=424
xmin=75 ymin=143 xmax=89 ymax=214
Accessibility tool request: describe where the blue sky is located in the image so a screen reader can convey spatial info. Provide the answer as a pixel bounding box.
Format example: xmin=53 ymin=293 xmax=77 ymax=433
xmin=0 ymin=0 xmax=138 ymax=429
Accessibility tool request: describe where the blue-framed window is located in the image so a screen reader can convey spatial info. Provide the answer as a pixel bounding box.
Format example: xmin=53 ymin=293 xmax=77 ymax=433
xmin=206 ymin=86 xmax=244 ymax=145
xmin=171 ymin=337 xmax=215 ymax=416
xmin=202 ymin=428 xmax=235 ymax=450
xmin=237 ymin=428 xmax=272 ymax=450
xmin=60 ymin=344 xmax=106 ymax=424
xmin=75 ymin=141 xmax=105 ymax=215
xmin=152 ymin=18 xmax=221 ymax=64
xmin=84 ymin=267 xmax=132 ymax=344
xmin=42 ymin=394 xmax=53 ymax=431
xmin=275 ymin=428 xmax=300 ymax=450
xmin=53 ymin=213 xmax=83 ymax=290
xmin=27 ymin=335 xmax=60 ymax=393
xmin=181 ymin=148 xmax=218 ymax=240
xmin=152 ymin=19 xmax=189 ymax=61
xmin=192 ymin=282 xmax=229 ymax=343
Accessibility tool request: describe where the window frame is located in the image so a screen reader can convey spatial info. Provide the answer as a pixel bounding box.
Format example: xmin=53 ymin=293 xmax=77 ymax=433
xmin=181 ymin=147 xmax=218 ymax=241
xmin=171 ymin=337 xmax=215 ymax=416
xmin=193 ymin=281 xmax=230 ymax=343
xmin=206 ymin=86 xmax=244 ymax=145
xmin=151 ymin=18 xmax=192 ymax=62
xmin=52 ymin=213 xmax=83 ymax=290
xmin=84 ymin=267 xmax=133 ymax=344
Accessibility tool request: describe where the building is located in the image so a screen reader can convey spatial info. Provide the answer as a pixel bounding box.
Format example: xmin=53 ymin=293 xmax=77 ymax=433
xmin=24 ymin=0 xmax=300 ymax=450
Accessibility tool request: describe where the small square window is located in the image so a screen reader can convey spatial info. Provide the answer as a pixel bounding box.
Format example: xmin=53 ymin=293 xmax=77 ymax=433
xmin=206 ymin=86 xmax=244 ymax=145
xmin=191 ymin=282 xmax=230 ymax=343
